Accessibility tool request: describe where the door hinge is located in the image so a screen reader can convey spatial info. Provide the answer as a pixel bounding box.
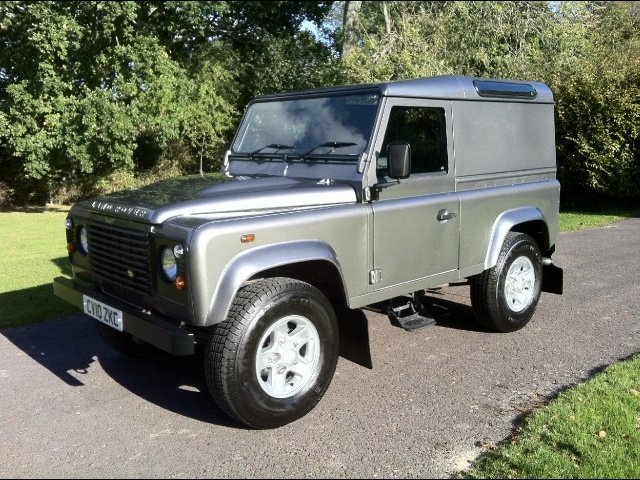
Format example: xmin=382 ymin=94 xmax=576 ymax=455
xmin=369 ymin=268 xmax=382 ymax=284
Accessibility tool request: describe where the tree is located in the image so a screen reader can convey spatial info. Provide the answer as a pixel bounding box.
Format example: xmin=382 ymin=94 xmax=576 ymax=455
xmin=337 ymin=1 xmax=640 ymax=204
xmin=544 ymin=1 xmax=640 ymax=204
xmin=338 ymin=1 xmax=553 ymax=82
xmin=340 ymin=1 xmax=362 ymax=61
xmin=2 ymin=1 xmax=637 ymax=206
xmin=0 ymin=1 xmax=334 ymax=205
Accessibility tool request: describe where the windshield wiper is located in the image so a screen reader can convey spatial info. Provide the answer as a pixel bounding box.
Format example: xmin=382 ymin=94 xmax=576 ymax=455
xmin=299 ymin=141 xmax=357 ymax=160
xmin=249 ymin=143 xmax=297 ymax=159
xmin=247 ymin=144 xmax=297 ymax=172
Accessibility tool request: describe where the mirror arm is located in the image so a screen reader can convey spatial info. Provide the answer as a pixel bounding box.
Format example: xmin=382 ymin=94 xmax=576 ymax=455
xmin=371 ymin=180 xmax=400 ymax=200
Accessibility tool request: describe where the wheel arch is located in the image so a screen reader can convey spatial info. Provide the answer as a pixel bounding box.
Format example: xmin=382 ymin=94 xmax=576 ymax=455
xmin=484 ymin=207 xmax=550 ymax=270
xmin=206 ymin=240 xmax=348 ymax=327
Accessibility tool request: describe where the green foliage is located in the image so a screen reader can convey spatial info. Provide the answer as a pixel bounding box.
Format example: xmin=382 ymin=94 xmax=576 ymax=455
xmin=341 ymin=1 xmax=553 ymax=82
xmin=1 ymin=1 xmax=639 ymax=206
xmin=0 ymin=1 xmax=333 ymax=206
xmin=544 ymin=1 xmax=640 ymax=204
xmin=236 ymin=30 xmax=347 ymax=100
xmin=337 ymin=1 xmax=640 ymax=204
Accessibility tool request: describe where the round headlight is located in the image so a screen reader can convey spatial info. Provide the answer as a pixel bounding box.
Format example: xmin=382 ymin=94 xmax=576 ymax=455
xmin=161 ymin=247 xmax=177 ymax=282
xmin=79 ymin=226 xmax=89 ymax=254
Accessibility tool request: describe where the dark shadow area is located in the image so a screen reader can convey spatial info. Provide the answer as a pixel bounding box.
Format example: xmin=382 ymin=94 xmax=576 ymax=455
xmin=2 ymin=307 xmax=392 ymax=428
xmin=0 ymin=283 xmax=77 ymax=328
xmin=51 ymin=256 xmax=73 ymax=277
xmin=364 ymin=288 xmax=485 ymax=333
xmin=97 ymin=344 xmax=243 ymax=429
xmin=2 ymin=316 xmax=95 ymax=387
xmin=1 ymin=315 xmax=244 ymax=428
xmin=418 ymin=292 xmax=485 ymax=332
xmin=2 ymin=308 xmax=379 ymax=427
xmin=0 ymin=205 xmax=70 ymax=213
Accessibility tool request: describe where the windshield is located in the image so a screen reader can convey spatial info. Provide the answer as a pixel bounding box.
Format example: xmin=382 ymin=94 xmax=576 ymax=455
xmin=232 ymin=93 xmax=380 ymax=158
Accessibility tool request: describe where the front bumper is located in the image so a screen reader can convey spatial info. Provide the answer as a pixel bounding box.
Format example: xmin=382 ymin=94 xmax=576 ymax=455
xmin=53 ymin=276 xmax=195 ymax=355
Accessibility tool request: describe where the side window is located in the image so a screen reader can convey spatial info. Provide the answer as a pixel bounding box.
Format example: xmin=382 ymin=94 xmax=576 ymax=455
xmin=378 ymin=106 xmax=448 ymax=175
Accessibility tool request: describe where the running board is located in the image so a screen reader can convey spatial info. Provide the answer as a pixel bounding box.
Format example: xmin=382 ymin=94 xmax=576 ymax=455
xmin=387 ymin=293 xmax=436 ymax=331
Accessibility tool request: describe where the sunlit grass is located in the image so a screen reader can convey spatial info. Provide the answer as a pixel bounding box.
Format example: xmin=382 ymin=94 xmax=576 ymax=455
xmin=559 ymin=208 xmax=640 ymax=231
xmin=457 ymin=354 xmax=640 ymax=479
xmin=0 ymin=206 xmax=76 ymax=328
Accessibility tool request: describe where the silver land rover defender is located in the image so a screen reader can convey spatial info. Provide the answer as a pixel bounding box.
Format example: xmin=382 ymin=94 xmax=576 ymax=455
xmin=53 ymin=75 xmax=563 ymax=429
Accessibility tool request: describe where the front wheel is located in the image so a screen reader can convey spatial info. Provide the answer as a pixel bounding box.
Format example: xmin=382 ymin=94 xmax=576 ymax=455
xmin=470 ymin=232 xmax=542 ymax=332
xmin=204 ymin=277 xmax=340 ymax=429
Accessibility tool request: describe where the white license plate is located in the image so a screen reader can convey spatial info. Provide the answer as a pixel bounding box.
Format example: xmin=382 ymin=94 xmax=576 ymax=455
xmin=83 ymin=295 xmax=123 ymax=332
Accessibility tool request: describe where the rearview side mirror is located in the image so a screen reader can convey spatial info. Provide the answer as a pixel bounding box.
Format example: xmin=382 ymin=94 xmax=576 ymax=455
xmin=387 ymin=142 xmax=411 ymax=179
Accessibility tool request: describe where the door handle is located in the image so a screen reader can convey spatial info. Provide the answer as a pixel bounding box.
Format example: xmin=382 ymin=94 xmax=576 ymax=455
xmin=436 ymin=210 xmax=457 ymax=222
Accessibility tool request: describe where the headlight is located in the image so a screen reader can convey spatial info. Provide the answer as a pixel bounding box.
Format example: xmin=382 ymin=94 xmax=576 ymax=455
xmin=161 ymin=247 xmax=177 ymax=282
xmin=79 ymin=226 xmax=89 ymax=254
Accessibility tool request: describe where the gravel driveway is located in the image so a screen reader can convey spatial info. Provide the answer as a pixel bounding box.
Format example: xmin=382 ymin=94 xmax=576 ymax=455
xmin=1 ymin=217 xmax=639 ymax=478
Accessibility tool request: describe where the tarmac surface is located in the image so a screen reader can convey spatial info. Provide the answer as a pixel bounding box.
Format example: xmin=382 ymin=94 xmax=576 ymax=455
xmin=1 ymin=217 xmax=639 ymax=478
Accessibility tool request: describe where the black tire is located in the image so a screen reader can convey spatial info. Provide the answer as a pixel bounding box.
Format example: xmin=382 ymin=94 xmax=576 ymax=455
xmin=204 ymin=277 xmax=340 ymax=429
xmin=92 ymin=319 xmax=160 ymax=358
xmin=470 ymin=232 xmax=542 ymax=332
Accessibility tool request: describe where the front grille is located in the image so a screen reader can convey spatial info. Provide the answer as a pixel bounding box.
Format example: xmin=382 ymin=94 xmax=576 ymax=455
xmin=87 ymin=221 xmax=152 ymax=302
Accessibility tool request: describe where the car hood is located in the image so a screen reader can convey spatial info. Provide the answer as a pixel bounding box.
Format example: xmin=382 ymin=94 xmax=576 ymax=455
xmin=75 ymin=175 xmax=357 ymax=224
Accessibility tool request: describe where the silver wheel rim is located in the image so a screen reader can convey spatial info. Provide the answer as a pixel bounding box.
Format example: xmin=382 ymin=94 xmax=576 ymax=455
xmin=504 ymin=256 xmax=535 ymax=313
xmin=255 ymin=315 xmax=321 ymax=399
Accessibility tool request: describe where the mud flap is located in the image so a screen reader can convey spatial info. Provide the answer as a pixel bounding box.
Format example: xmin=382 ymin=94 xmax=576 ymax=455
xmin=542 ymin=261 xmax=563 ymax=295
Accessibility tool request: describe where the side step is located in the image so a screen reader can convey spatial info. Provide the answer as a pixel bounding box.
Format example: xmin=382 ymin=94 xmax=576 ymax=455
xmin=387 ymin=293 xmax=436 ymax=331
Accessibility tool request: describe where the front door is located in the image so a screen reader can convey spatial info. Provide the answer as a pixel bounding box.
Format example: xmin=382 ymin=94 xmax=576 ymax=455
xmin=371 ymin=99 xmax=459 ymax=291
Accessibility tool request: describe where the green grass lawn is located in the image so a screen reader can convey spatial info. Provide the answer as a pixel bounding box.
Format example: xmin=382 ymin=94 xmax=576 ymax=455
xmin=0 ymin=206 xmax=77 ymax=328
xmin=458 ymin=353 xmax=640 ymax=479
xmin=559 ymin=207 xmax=640 ymax=231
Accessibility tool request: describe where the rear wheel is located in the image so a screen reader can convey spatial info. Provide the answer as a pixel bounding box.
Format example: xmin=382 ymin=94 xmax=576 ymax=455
xmin=470 ymin=232 xmax=542 ymax=332
xmin=204 ymin=277 xmax=340 ymax=429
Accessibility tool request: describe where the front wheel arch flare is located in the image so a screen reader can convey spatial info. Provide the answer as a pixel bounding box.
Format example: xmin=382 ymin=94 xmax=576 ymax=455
xmin=204 ymin=240 xmax=347 ymax=327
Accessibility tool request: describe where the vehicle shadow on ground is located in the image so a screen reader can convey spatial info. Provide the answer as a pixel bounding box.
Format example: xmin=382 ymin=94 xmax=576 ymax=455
xmin=1 ymin=285 xmax=484 ymax=429
xmin=417 ymin=292 xmax=486 ymax=332
xmin=97 ymin=344 xmax=242 ymax=428
xmin=3 ymin=310 xmax=392 ymax=428
xmin=364 ymin=287 xmax=485 ymax=334
xmin=1 ymin=315 xmax=242 ymax=428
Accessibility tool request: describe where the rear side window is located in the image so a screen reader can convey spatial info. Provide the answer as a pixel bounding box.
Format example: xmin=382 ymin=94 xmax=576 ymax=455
xmin=379 ymin=106 xmax=448 ymax=174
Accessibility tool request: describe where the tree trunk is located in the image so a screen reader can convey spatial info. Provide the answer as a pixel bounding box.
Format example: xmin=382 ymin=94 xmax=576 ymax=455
xmin=341 ymin=1 xmax=362 ymax=61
